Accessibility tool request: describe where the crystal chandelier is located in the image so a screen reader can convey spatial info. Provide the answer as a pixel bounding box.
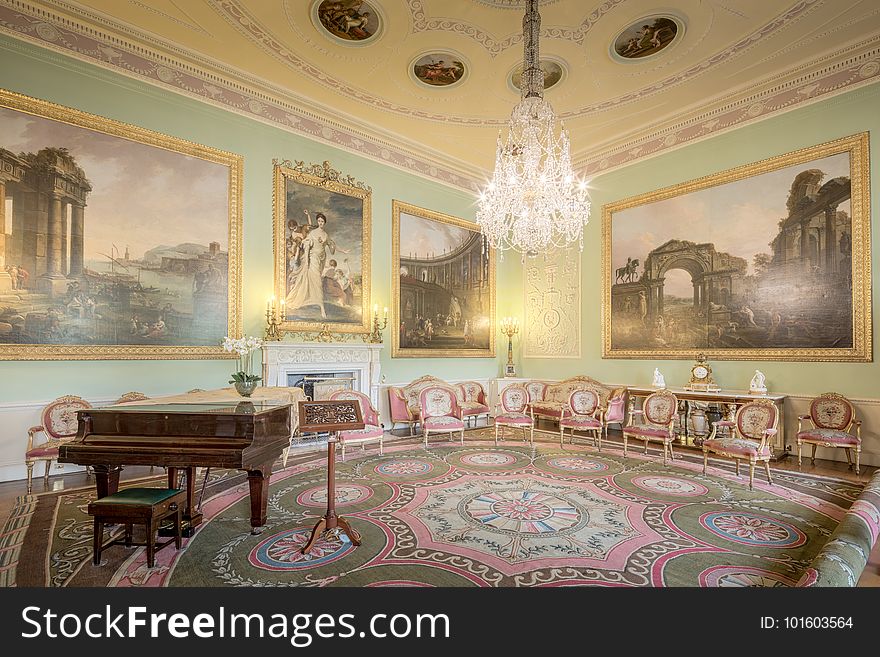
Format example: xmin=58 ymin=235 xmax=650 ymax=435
xmin=476 ymin=0 xmax=590 ymax=258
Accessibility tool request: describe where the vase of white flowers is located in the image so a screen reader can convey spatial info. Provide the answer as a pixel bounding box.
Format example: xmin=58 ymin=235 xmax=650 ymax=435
xmin=221 ymin=335 xmax=263 ymax=397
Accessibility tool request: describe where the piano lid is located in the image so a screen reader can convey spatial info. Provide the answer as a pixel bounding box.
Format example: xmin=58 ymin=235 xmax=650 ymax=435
xmin=85 ymin=401 xmax=290 ymax=415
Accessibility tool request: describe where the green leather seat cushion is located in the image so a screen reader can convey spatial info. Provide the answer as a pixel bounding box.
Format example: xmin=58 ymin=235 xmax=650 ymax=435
xmin=90 ymin=487 xmax=183 ymax=507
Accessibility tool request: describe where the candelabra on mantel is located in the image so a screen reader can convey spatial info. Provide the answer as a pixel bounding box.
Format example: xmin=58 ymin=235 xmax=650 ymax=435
xmin=367 ymin=304 xmax=388 ymax=344
xmin=500 ymin=317 xmax=519 ymax=377
xmin=264 ymin=295 xmax=284 ymax=341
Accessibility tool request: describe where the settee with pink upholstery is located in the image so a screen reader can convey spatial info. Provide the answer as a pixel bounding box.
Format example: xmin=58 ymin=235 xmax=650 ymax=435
xmin=524 ymin=376 xmax=627 ymax=438
xmin=388 ymin=375 xmax=490 ymax=435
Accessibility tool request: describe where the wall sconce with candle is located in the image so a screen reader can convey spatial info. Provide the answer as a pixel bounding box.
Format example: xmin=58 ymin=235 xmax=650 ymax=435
xmin=500 ymin=316 xmax=519 ymax=377
xmin=367 ymin=304 xmax=388 ymax=343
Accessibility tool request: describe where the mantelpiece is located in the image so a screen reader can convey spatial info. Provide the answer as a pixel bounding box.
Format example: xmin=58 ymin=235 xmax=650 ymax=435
xmin=261 ymin=342 xmax=384 ymax=406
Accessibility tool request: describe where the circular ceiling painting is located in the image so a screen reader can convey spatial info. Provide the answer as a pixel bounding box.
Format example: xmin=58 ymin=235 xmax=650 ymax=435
xmin=509 ymin=58 xmax=566 ymax=92
xmin=412 ymin=53 xmax=467 ymax=88
xmin=612 ymin=16 xmax=682 ymax=60
xmin=315 ymin=0 xmax=381 ymax=43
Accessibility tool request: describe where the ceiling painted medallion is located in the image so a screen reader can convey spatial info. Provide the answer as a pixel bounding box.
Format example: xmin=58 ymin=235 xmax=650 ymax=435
xmin=611 ymin=15 xmax=683 ymax=61
xmin=312 ymin=0 xmax=382 ymax=45
xmin=411 ymin=53 xmax=468 ymax=88
xmin=509 ymin=58 xmax=566 ymax=92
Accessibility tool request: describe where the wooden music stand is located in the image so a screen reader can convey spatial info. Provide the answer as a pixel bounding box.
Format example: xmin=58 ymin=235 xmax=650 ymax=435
xmin=298 ymin=399 xmax=365 ymax=554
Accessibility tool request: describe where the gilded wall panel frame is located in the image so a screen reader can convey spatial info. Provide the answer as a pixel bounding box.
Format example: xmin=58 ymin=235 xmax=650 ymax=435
xmin=391 ymin=200 xmax=496 ymax=358
xmin=0 ymin=89 xmax=242 ymax=360
xmin=602 ymin=133 xmax=871 ymax=361
xmin=272 ymin=159 xmax=371 ymax=335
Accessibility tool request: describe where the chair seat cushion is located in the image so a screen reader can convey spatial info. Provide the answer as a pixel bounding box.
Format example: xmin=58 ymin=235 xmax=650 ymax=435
xmin=424 ymin=416 xmax=465 ymax=431
xmin=797 ymin=429 xmax=859 ymax=446
xmin=339 ymin=425 xmax=384 ymax=442
xmin=623 ymin=425 xmax=672 ymax=439
xmin=704 ymin=437 xmax=770 ymax=458
xmin=89 ymin=487 xmax=183 ymax=507
xmin=495 ymin=413 xmax=533 ymax=426
xmin=460 ymin=402 xmax=490 ymax=415
xmin=25 ymin=446 xmax=60 ymax=458
xmin=560 ymin=416 xmax=602 ymax=429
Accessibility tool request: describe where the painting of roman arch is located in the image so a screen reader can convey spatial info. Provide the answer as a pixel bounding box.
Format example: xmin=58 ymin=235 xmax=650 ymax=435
xmin=603 ymin=133 xmax=871 ymax=362
xmin=391 ymin=201 xmax=495 ymax=358
xmin=0 ymin=89 xmax=242 ymax=360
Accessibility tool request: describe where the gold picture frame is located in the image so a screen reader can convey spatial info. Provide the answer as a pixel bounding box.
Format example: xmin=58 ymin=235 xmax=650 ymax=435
xmin=0 ymin=89 xmax=242 ymax=360
xmin=602 ymin=132 xmax=871 ymax=361
xmin=272 ymin=159 xmax=371 ymax=335
xmin=392 ymin=200 xmax=496 ymax=358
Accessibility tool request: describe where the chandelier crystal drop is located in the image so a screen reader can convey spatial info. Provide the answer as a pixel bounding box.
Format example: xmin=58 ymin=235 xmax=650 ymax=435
xmin=476 ymin=0 xmax=590 ymax=259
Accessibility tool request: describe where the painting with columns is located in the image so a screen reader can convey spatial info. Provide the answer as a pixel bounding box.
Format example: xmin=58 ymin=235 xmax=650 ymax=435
xmin=0 ymin=90 xmax=242 ymax=359
xmin=391 ymin=200 xmax=495 ymax=358
xmin=603 ymin=133 xmax=871 ymax=361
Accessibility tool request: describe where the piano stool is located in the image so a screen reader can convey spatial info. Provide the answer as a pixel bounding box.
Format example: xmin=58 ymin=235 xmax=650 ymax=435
xmin=87 ymin=487 xmax=186 ymax=568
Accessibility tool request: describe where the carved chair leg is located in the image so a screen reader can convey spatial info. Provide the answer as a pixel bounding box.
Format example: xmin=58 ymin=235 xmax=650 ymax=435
xmin=702 ymin=449 xmax=708 ymax=474
xmin=763 ymin=460 xmax=772 ymax=485
xmin=93 ymin=519 xmax=103 ymax=565
xmin=494 ymin=424 xmax=499 ymax=446
xmin=797 ymin=442 xmax=803 ymax=467
xmin=596 ymin=429 xmax=601 ymax=452
xmin=810 ymin=444 xmax=818 ymax=465
xmin=44 ymin=460 xmax=52 ymax=488
xmin=844 ymin=448 xmax=852 ymax=469
xmin=855 ymin=448 xmax=860 ymax=476
xmin=341 ymin=442 xmax=346 ymax=461
xmin=668 ymin=442 xmax=675 ymax=461
xmin=662 ymin=442 xmax=668 ymax=466
xmin=460 ymin=429 xmax=464 ymax=445
xmin=748 ymin=462 xmax=755 ymax=490
xmin=735 ymin=460 xmax=740 ymax=477
xmin=530 ymin=425 xmax=534 ymax=446
xmin=559 ymin=426 xmax=564 ymax=447
xmin=644 ymin=440 xmax=648 ymax=455
xmin=26 ymin=462 xmax=34 ymax=494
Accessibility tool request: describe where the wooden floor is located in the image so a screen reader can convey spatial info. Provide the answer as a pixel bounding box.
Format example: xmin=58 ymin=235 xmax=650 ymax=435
xmin=3 ymin=429 xmax=877 ymax=587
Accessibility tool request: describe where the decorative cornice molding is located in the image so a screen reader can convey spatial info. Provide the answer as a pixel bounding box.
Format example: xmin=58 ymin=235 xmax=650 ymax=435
xmin=576 ymin=39 xmax=880 ymax=176
xmin=0 ymin=0 xmax=878 ymax=187
xmin=0 ymin=0 xmax=484 ymax=191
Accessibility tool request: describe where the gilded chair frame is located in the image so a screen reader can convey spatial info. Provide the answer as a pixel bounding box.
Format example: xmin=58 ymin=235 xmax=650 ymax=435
xmin=493 ymin=384 xmax=534 ymax=446
xmin=703 ymin=398 xmax=778 ymax=490
xmin=796 ymin=392 xmax=861 ymax=474
xmin=622 ymin=389 xmax=678 ymax=465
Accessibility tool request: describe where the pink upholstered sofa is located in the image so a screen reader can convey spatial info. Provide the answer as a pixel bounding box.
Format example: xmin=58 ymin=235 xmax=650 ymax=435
xmin=525 ymin=376 xmax=627 ymax=438
xmin=388 ymin=375 xmax=490 ymax=435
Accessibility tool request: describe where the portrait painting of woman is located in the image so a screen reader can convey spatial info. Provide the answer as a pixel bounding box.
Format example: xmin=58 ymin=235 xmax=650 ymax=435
xmin=273 ymin=160 xmax=371 ymax=334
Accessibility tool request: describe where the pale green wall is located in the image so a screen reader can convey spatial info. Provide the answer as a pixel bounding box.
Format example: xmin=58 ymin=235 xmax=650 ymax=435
xmin=0 ymin=35 xmax=505 ymax=402
xmin=520 ymin=83 xmax=879 ymax=397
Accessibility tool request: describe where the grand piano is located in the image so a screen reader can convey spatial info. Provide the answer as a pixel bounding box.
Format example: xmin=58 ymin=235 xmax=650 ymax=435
xmin=58 ymin=401 xmax=291 ymax=534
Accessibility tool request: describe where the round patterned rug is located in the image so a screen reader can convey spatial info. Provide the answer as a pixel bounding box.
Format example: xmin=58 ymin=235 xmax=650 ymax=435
xmin=100 ymin=440 xmax=857 ymax=587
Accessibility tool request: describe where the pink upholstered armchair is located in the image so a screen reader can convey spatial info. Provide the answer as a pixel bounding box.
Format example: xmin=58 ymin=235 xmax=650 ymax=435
xmin=457 ymin=381 xmax=490 ymax=428
xmin=25 ymin=395 xmax=92 ymax=493
xmin=603 ymin=387 xmax=627 ymax=439
xmin=797 ymin=393 xmax=861 ymax=474
xmin=419 ymin=385 xmax=465 ymax=447
xmin=560 ymin=389 xmax=602 ymax=450
xmin=387 ymin=375 xmax=444 ymax=435
xmin=703 ymin=399 xmax=778 ymax=490
xmin=330 ymin=390 xmax=384 ymax=460
xmin=493 ymin=384 xmax=534 ymax=445
xmin=623 ymin=390 xmax=678 ymax=465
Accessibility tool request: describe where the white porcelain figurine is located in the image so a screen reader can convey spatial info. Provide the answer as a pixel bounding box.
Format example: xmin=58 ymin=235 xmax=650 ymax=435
xmin=651 ymin=367 xmax=666 ymax=389
xmin=749 ymin=369 xmax=767 ymax=394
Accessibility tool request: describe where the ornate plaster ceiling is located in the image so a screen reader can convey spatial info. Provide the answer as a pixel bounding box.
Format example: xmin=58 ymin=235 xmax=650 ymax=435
xmin=1 ymin=0 xmax=878 ymax=190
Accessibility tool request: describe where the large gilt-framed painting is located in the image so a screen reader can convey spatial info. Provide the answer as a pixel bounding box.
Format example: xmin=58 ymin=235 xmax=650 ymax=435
xmin=391 ymin=200 xmax=495 ymax=358
xmin=0 ymin=89 xmax=242 ymax=360
xmin=603 ymin=133 xmax=871 ymax=362
xmin=273 ymin=159 xmax=371 ymax=334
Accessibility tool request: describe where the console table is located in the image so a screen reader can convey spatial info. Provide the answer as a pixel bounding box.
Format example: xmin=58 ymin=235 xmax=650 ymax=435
xmin=626 ymin=386 xmax=788 ymax=459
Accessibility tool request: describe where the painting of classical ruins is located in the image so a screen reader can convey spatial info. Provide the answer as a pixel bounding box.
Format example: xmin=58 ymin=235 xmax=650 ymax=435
xmin=603 ymin=134 xmax=871 ymax=361
xmin=0 ymin=90 xmax=241 ymax=359
xmin=391 ymin=201 xmax=495 ymax=358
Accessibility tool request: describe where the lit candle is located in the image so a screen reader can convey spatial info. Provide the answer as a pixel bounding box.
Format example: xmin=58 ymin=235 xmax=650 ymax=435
xmin=383 ymin=306 xmax=388 ymax=317
xmin=373 ymin=303 xmax=378 ymax=315
xmin=280 ymin=298 xmax=285 ymax=317
xmin=266 ymin=297 xmax=271 ymax=314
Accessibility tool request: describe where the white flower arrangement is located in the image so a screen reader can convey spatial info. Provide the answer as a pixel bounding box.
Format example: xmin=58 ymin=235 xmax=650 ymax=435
xmin=221 ymin=335 xmax=263 ymax=384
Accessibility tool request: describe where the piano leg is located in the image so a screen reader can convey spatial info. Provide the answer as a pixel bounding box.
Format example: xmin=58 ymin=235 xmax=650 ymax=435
xmin=93 ymin=464 xmax=122 ymax=498
xmin=247 ymin=462 xmax=273 ymax=535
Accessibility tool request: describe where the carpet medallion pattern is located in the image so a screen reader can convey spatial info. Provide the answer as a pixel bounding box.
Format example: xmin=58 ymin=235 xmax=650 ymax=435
xmin=3 ymin=436 xmax=875 ymax=587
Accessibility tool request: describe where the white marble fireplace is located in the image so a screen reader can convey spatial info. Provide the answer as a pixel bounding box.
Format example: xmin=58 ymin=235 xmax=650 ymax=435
xmin=261 ymin=342 xmax=384 ymax=406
